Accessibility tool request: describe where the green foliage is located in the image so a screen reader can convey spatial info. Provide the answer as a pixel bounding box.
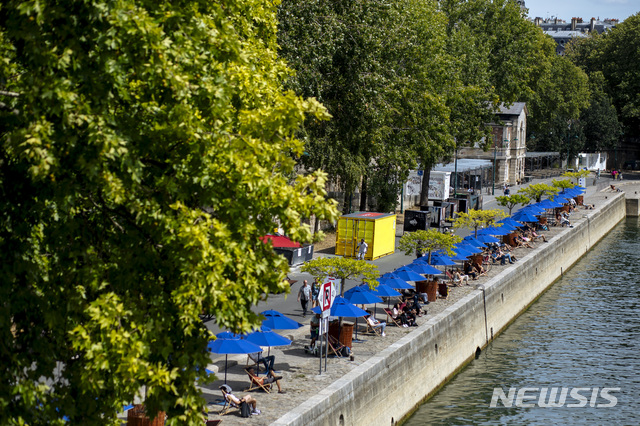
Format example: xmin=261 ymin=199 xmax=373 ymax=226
xmin=562 ymin=171 xmax=590 ymax=184
xmin=453 ymin=209 xmax=506 ymax=237
xmin=553 ymin=178 xmax=577 ymax=191
xmin=300 ymin=257 xmax=379 ymax=296
xmin=566 ymin=13 xmax=640 ymax=139
xmin=518 ymin=183 xmax=560 ymax=203
xmin=0 ymin=1 xmax=338 ymax=424
xmin=397 ymin=229 xmax=461 ymax=262
xmin=495 ymin=194 xmax=531 ymax=215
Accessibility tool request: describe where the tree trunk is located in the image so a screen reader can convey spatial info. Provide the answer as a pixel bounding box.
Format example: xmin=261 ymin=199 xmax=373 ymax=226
xmin=342 ymin=191 xmax=352 ymax=214
xmin=419 ymin=168 xmax=431 ymax=209
xmin=359 ymin=175 xmax=368 ymax=212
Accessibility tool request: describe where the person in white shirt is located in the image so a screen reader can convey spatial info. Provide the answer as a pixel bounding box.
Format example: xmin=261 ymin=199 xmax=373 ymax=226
xmin=356 ymin=239 xmax=368 ymax=260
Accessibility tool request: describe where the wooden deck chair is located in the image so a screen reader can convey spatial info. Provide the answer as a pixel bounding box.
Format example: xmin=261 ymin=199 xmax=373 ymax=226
xmin=244 ymin=367 xmax=272 ymax=393
xmin=364 ymin=316 xmax=382 ymax=336
xmin=327 ymin=335 xmax=346 ymax=358
xmin=384 ymin=308 xmax=402 ymax=327
xmin=438 ymin=282 xmax=449 ymax=300
xmin=218 ymin=389 xmax=238 ymax=416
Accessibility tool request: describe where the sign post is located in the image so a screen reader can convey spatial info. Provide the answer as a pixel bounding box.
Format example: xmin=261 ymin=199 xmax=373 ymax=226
xmin=317 ymin=277 xmax=337 ymax=374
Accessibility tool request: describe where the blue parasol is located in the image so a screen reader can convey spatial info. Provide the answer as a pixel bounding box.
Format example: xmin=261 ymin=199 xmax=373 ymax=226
xmin=455 ymin=242 xmax=482 ymax=254
xmin=378 ymin=273 xmax=415 ymax=290
xmin=475 ymin=234 xmax=500 ymax=243
xmin=511 ymin=211 xmax=540 ymax=223
xmin=408 ymin=260 xmax=443 ymax=275
xmin=393 ymin=266 xmax=426 ymax=282
xmin=208 ymin=333 xmax=262 ymax=384
xmin=478 ymin=226 xmax=512 ymax=236
xmin=311 ymin=296 xmax=369 ymax=317
xmin=429 ymin=253 xmax=457 ymax=266
xmin=344 ymin=286 xmax=383 ymax=305
xmin=463 ymin=236 xmax=486 ymax=247
xmin=260 ymin=310 xmax=304 ymax=330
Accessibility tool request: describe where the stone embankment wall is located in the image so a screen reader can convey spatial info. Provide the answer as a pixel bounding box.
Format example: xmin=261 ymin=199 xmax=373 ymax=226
xmin=272 ymin=192 xmax=626 ymax=426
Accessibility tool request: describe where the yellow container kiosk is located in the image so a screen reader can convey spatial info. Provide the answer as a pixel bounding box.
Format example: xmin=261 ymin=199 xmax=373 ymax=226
xmin=335 ymin=212 xmax=396 ymax=260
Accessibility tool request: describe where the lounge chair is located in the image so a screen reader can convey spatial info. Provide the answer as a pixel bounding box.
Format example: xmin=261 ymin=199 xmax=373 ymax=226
xmin=327 ymin=335 xmax=347 ymax=358
xmin=219 ymin=389 xmax=238 ymax=416
xmin=244 ymin=368 xmax=272 ymax=393
xmin=364 ymin=316 xmax=382 ymax=336
xmin=438 ymin=282 xmax=449 ymax=300
xmin=384 ymin=308 xmax=402 ymax=327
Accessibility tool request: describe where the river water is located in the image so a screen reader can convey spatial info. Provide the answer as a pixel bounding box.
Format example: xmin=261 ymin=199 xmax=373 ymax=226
xmin=403 ymin=218 xmax=640 ymax=425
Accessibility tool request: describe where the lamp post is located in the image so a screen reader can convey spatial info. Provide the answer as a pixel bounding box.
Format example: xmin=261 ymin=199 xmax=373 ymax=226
xmin=492 ymin=142 xmax=497 ymax=195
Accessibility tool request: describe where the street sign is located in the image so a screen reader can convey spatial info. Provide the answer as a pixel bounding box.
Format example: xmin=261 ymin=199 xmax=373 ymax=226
xmin=318 ymin=276 xmax=337 ymax=316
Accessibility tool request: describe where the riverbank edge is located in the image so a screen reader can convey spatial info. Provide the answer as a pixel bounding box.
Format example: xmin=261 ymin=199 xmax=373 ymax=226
xmin=270 ymin=192 xmax=626 ymax=426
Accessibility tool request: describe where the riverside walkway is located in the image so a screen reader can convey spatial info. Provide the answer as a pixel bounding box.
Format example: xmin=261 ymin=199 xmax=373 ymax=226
xmin=199 ymin=175 xmax=637 ymax=425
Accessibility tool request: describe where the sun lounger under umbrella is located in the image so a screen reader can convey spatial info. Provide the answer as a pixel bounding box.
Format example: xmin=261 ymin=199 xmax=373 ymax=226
xmin=260 ymin=309 xmax=304 ymax=330
xmin=207 ymin=332 xmax=262 ymax=384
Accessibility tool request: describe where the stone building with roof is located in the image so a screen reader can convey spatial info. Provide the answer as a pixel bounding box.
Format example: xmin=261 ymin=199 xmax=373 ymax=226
xmin=458 ymin=103 xmax=528 ymax=189
xmin=533 ymin=16 xmax=618 ymax=55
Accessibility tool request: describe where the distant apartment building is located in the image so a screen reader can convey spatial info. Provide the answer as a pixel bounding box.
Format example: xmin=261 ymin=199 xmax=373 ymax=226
xmin=533 ymin=16 xmax=619 ymax=55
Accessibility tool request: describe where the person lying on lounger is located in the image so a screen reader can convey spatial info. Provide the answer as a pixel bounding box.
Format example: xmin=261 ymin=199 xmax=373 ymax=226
xmin=246 ymin=367 xmax=286 ymax=394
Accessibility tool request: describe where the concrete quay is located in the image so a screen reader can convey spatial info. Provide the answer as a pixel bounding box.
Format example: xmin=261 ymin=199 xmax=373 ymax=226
xmin=202 ymin=180 xmax=634 ymax=426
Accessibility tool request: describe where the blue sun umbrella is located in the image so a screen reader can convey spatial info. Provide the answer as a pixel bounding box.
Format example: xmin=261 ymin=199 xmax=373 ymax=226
xmin=475 ymin=234 xmax=500 ymax=244
xmin=449 ymin=248 xmax=473 ymax=261
xmin=478 ymin=226 xmax=511 ymax=236
xmin=429 ymin=254 xmax=457 ymax=266
xmin=260 ymin=310 xmax=304 ymax=330
xmin=344 ymin=287 xmax=383 ymax=339
xmin=368 ymin=283 xmax=401 ymax=298
xmin=344 ymin=286 xmax=383 ymax=305
xmin=499 ymin=218 xmax=523 ymax=228
xmin=378 ymin=273 xmax=414 ymax=290
xmin=393 ymin=266 xmax=426 ymax=282
xmin=245 ymin=326 xmax=292 ymax=348
xmin=455 ymin=242 xmax=482 ymax=254
xmin=463 ymin=236 xmax=486 ymax=247
xmin=408 ymin=260 xmax=443 ymax=275
xmin=519 ymin=204 xmax=545 ymax=214
xmin=311 ymin=296 xmax=369 ymax=318
xmin=511 ymin=211 xmax=540 ymax=223
xmin=208 ymin=333 xmax=262 ymax=384
xmin=538 ymin=199 xmax=563 ymax=209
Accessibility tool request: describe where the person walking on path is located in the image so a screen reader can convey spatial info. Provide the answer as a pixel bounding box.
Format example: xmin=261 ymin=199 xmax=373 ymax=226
xmin=298 ymin=280 xmax=312 ymax=317
xmin=356 ymin=238 xmax=368 ymax=260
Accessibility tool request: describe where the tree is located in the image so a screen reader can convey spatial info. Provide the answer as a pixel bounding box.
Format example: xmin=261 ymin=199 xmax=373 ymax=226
xmin=562 ymin=171 xmax=590 ymax=185
xmin=300 ymin=257 xmax=379 ymax=296
xmin=517 ymin=183 xmax=559 ymax=203
xmin=0 ymin=1 xmax=338 ymax=424
xmin=397 ymin=229 xmax=461 ymax=263
xmin=495 ymin=194 xmax=531 ymax=215
xmin=278 ymin=0 xmax=454 ymax=212
xmin=453 ymin=209 xmax=507 ymax=238
xmin=553 ymin=178 xmax=578 ymax=191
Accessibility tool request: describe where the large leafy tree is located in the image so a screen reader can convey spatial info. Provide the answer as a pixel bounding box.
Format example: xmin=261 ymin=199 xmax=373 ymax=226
xmin=0 ymin=1 xmax=337 ymax=424
xmin=278 ymin=0 xmax=452 ymax=212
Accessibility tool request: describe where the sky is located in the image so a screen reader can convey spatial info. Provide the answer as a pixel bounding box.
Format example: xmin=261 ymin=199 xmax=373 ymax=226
xmin=525 ymin=0 xmax=639 ymax=22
